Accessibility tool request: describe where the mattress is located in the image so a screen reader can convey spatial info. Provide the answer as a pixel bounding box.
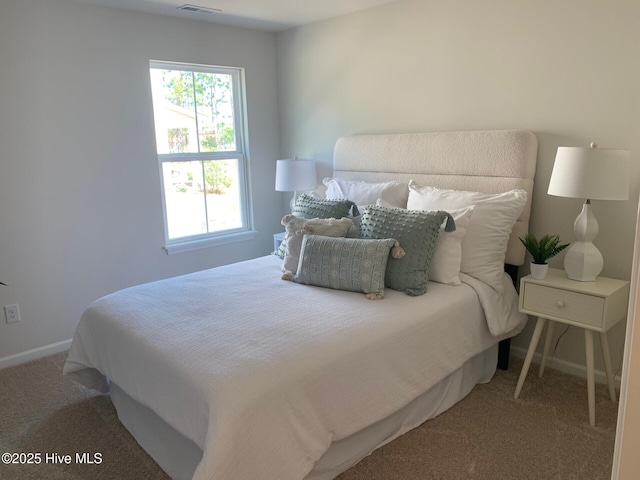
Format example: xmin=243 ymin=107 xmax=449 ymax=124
xmin=64 ymin=254 xmax=525 ymax=480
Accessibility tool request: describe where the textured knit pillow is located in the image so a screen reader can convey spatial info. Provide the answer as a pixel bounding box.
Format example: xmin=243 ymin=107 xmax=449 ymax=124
xmin=273 ymin=194 xmax=360 ymax=259
xmin=292 ymin=193 xmax=359 ymax=219
xmin=360 ymin=205 xmax=455 ymax=296
xmin=292 ymin=235 xmax=399 ymax=300
xmin=280 ymin=215 xmax=355 ymax=274
xmin=375 ymin=199 xmax=474 ymax=286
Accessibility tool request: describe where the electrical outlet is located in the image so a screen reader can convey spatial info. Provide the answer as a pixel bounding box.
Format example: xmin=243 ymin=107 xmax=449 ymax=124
xmin=4 ymin=304 xmax=20 ymax=324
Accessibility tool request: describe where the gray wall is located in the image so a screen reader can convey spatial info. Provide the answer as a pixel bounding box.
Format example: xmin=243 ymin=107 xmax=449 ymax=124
xmin=276 ymin=0 xmax=640 ymax=375
xmin=0 ymin=0 xmax=282 ymax=360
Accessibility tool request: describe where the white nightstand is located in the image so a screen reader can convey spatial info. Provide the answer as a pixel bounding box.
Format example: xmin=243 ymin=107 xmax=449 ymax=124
xmin=273 ymin=232 xmax=286 ymax=252
xmin=514 ymin=268 xmax=629 ymax=426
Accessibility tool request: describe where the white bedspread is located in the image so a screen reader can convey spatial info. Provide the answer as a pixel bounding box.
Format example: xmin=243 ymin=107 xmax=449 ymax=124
xmin=64 ymin=255 xmax=525 ymax=480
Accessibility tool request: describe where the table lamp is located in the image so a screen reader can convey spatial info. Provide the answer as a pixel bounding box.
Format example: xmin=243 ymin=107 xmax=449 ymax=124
xmin=275 ymin=158 xmax=317 ymax=211
xmin=547 ymin=143 xmax=629 ymax=281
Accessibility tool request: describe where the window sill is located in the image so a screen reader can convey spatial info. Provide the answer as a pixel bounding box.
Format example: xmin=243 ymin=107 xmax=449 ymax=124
xmin=164 ymin=231 xmax=256 ymax=255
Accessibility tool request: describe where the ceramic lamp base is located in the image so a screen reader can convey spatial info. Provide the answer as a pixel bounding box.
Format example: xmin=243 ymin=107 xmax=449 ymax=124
xmin=565 ymin=202 xmax=602 ymax=282
xmin=564 ymin=242 xmax=603 ymax=281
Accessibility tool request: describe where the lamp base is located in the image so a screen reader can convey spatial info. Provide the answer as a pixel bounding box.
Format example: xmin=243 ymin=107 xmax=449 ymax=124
xmin=564 ymin=242 xmax=603 ymax=281
xmin=564 ymin=201 xmax=602 ymax=282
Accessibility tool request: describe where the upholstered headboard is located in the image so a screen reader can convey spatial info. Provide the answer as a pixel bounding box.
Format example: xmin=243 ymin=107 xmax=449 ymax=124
xmin=332 ymin=130 xmax=538 ymax=266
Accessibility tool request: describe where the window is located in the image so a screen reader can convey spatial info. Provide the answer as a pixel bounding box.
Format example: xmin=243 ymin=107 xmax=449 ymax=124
xmin=149 ymin=61 xmax=253 ymax=253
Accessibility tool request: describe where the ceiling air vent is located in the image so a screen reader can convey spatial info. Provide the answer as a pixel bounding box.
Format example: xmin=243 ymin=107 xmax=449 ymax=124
xmin=177 ymin=4 xmax=221 ymax=15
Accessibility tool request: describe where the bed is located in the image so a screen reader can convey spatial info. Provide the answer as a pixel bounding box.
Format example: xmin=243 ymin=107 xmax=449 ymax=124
xmin=63 ymin=129 xmax=538 ymax=480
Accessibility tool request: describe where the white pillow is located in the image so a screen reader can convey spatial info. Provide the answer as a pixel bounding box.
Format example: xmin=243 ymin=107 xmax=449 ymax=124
xmin=430 ymin=206 xmax=475 ymax=285
xmin=323 ymin=177 xmax=409 ymax=209
xmin=407 ymin=181 xmax=527 ymax=293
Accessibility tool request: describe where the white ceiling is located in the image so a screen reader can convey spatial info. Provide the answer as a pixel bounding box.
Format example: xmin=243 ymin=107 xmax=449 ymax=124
xmin=71 ymin=0 xmax=399 ymax=32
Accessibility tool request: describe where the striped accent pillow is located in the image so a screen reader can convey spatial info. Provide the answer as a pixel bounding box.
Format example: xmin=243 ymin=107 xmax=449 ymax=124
xmin=294 ymin=235 xmax=397 ymax=300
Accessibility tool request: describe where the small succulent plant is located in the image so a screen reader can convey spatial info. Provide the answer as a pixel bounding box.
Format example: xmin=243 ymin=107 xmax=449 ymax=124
xmin=519 ymin=233 xmax=569 ymax=265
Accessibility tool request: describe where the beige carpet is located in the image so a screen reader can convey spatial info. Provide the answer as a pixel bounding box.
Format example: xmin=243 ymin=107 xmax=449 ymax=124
xmin=0 ymin=353 xmax=617 ymax=479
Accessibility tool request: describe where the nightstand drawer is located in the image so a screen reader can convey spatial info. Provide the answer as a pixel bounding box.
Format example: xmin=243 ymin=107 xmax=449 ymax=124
xmin=522 ymin=283 xmax=605 ymax=328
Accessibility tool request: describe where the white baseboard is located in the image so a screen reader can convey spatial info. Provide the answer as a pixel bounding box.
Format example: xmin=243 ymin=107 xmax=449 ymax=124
xmin=511 ymin=345 xmax=622 ymax=388
xmin=0 ymin=339 xmax=72 ymax=370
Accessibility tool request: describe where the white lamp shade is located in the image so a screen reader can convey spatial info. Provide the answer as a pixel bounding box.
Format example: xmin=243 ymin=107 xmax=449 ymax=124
xmin=547 ymin=146 xmax=630 ymax=200
xmin=275 ymin=159 xmax=317 ymax=192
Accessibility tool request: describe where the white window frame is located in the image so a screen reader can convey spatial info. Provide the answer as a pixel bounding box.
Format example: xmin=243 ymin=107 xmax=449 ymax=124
xmin=149 ymin=60 xmax=254 ymax=254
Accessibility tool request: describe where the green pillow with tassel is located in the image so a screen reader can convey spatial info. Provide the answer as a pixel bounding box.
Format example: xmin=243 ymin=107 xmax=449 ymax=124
xmin=360 ymin=205 xmax=455 ymax=296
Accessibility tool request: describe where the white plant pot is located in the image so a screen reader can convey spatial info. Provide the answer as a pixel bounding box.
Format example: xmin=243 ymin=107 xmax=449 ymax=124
xmin=530 ymin=263 xmax=548 ymax=280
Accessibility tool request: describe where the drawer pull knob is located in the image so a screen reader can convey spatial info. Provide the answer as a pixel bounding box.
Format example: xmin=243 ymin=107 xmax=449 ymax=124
xmin=556 ymin=301 xmax=565 ymax=308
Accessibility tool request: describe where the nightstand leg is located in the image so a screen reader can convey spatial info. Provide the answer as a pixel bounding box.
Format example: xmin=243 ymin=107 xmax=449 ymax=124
xmin=514 ymin=317 xmax=546 ymax=399
xmin=585 ymin=329 xmax=596 ymax=426
xmin=599 ymin=332 xmax=617 ymax=402
xmin=538 ymin=321 xmax=555 ymax=377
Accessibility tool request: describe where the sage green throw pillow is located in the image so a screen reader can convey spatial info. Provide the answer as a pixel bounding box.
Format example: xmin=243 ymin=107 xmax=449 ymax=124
xmin=294 ymin=235 xmax=398 ymax=300
xmin=273 ymin=194 xmax=360 ymax=259
xmin=292 ymin=193 xmax=359 ymax=219
xmin=360 ymin=205 xmax=455 ymax=296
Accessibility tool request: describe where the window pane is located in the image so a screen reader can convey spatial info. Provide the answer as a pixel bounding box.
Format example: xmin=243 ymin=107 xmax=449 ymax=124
xmin=150 ymin=61 xmax=249 ymax=247
xmin=203 ymin=159 xmax=243 ymax=231
xmin=193 ymin=72 xmax=237 ymax=152
xmin=163 ymin=161 xmax=207 ymax=239
xmin=150 ymin=69 xmax=198 ymax=154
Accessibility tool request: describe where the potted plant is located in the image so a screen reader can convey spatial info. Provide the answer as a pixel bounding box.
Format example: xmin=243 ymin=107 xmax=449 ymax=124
xmin=519 ymin=233 xmax=569 ymax=280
